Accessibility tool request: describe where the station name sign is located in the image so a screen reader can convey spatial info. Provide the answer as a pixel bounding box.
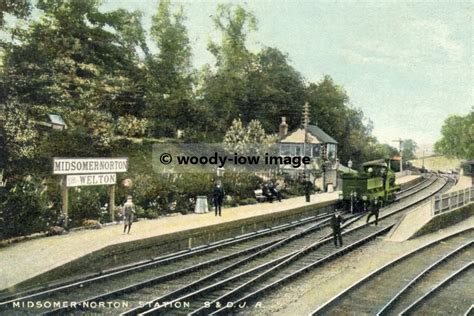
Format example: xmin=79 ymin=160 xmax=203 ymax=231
xmin=66 ymin=173 xmax=117 ymax=187
xmin=53 ymin=157 xmax=128 ymax=175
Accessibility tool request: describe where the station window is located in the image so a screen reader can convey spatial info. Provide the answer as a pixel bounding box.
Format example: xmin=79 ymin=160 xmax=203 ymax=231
xmin=313 ymin=144 xmax=321 ymax=157
xmin=280 ymin=144 xmax=291 ymax=156
xmin=293 ymin=144 xmax=303 ymax=156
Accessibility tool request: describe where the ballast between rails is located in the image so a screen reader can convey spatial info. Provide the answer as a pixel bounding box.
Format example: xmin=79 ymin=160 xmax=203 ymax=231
xmin=209 ymin=176 xmax=451 ymax=315
xmin=310 ymin=227 xmax=473 ymax=315
xmin=399 ymin=261 xmax=473 ymax=315
xmin=149 ymin=176 xmax=450 ymax=315
xmin=376 ymin=240 xmax=473 ymax=315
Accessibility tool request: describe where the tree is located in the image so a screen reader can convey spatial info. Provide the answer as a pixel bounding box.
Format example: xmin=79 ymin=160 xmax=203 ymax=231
xmin=2 ymin=99 xmax=39 ymax=163
xmin=2 ymin=0 xmax=147 ymax=151
xmin=200 ymin=4 xmax=257 ymax=134
xmin=0 ymin=0 xmax=31 ymax=29
xmin=245 ymin=47 xmax=306 ymax=132
xmin=434 ymin=111 xmax=473 ymax=159
xmin=146 ymin=0 xmax=195 ymax=136
xmin=401 ymin=139 xmax=417 ymax=161
xmin=223 ymin=118 xmax=274 ymax=156
xmin=306 ymin=75 xmax=374 ymax=166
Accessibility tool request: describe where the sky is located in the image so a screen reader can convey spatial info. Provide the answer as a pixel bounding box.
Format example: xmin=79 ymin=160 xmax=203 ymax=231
xmin=9 ymin=0 xmax=474 ymax=152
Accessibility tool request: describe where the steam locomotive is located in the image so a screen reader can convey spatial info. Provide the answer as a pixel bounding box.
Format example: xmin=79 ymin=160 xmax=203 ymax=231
xmin=340 ymin=159 xmax=400 ymax=212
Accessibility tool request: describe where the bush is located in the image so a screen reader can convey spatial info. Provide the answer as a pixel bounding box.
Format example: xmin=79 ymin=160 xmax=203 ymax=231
xmin=47 ymin=226 xmax=66 ymax=236
xmin=69 ymin=187 xmax=107 ymax=227
xmin=239 ymin=198 xmax=257 ymax=205
xmin=116 ymin=115 xmax=149 ymax=138
xmin=0 ymin=176 xmax=57 ymax=239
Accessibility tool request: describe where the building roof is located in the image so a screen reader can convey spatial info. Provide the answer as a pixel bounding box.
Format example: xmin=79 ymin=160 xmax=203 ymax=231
xmin=280 ymin=124 xmax=338 ymax=144
xmin=307 ymin=125 xmax=338 ymax=144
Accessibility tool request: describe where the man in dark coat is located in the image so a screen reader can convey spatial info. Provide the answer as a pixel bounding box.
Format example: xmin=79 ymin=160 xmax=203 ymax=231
xmin=268 ymin=181 xmax=282 ymax=202
xmin=303 ymin=178 xmax=312 ymax=202
xmin=331 ymin=213 xmax=344 ymax=247
xmin=213 ymin=181 xmax=225 ymax=216
xmin=366 ymin=199 xmax=380 ymax=226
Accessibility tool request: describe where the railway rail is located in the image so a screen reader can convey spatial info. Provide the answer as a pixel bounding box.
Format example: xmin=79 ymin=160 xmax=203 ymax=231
xmin=396 ymin=173 xmax=432 ymax=195
xmin=311 ymin=228 xmax=473 ymax=315
xmin=0 ymin=174 xmax=449 ymax=315
xmin=204 ymin=176 xmax=450 ymax=316
xmin=0 ymin=212 xmax=337 ymax=310
xmin=396 ymin=173 xmax=436 ymax=200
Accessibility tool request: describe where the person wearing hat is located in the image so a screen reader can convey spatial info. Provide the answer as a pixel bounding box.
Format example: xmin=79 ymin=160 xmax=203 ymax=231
xmin=212 ymin=180 xmax=225 ymax=216
xmin=331 ymin=212 xmax=344 ymax=247
xmin=123 ymin=195 xmax=136 ymax=234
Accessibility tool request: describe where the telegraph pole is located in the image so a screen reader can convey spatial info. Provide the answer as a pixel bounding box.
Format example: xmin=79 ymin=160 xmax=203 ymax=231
xmin=302 ymin=102 xmax=310 ymax=178
xmin=392 ymin=138 xmax=404 ymax=173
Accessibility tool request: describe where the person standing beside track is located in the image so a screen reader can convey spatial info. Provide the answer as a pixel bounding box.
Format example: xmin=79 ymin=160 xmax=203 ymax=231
xmin=213 ymin=181 xmax=225 ymax=216
xmin=123 ymin=196 xmax=136 ymax=234
xmin=331 ymin=213 xmax=344 ymax=247
xmin=366 ymin=199 xmax=380 ymax=226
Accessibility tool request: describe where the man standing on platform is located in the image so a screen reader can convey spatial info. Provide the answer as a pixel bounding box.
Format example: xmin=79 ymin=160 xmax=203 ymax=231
xmin=123 ymin=196 xmax=136 ymax=234
xmin=213 ymin=181 xmax=225 ymax=216
xmin=303 ymin=178 xmax=312 ymax=202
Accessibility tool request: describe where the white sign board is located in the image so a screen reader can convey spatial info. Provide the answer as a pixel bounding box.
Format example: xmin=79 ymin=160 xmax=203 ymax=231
xmin=66 ymin=173 xmax=117 ymax=187
xmin=53 ymin=157 xmax=128 ymax=175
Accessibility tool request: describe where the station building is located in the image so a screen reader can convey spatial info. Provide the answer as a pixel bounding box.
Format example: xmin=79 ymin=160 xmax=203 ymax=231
xmin=277 ymin=117 xmax=339 ymax=189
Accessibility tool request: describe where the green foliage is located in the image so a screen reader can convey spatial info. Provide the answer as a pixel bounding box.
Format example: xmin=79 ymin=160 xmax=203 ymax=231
xmin=0 ymin=0 xmax=31 ymax=28
xmin=223 ymin=118 xmax=276 ymax=156
xmin=401 ymin=139 xmax=417 ymax=161
xmin=238 ymin=198 xmax=257 ymax=205
xmin=2 ymin=100 xmax=39 ymax=161
xmin=245 ymin=47 xmax=306 ymax=132
xmin=0 ymin=176 xmax=56 ymax=239
xmin=116 ymin=115 xmax=149 ymax=138
xmin=146 ymin=0 xmax=194 ymax=136
xmin=69 ymin=186 xmax=107 ymax=227
xmin=3 ymin=0 xmax=147 ymax=118
xmin=434 ymin=112 xmax=473 ymax=159
xmin=201 ymin=4 xmax=257 ymax=132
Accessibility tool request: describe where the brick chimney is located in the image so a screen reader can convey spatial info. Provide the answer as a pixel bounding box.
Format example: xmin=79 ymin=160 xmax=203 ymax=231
xmin=279 ymin=117 xmax=288 ymax=140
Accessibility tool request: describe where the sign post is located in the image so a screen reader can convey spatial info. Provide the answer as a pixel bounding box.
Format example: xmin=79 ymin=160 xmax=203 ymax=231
xmin=62 ymin=176 xmax=69 ymax=228
xmin=108 ymin=185 xmax=115 ymax=222
xmin=53 ymin=157 xmax=128 ymax=228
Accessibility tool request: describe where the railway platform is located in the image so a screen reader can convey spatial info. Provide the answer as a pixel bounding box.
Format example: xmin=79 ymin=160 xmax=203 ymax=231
xmin=0 ymin=191 xmax=338 ymax=292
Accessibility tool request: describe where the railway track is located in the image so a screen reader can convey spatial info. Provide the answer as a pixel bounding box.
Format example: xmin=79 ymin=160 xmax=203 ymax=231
xmin=128 ymin=176 xmax=448 ymax=315
xmin=202 ymin=176 xmax=450 ymax=316
xmin=311 ymin=228 xmax=473 ymax=315
xmin=398 ymin=261 xmax=473 ymax=315
xmin=0 ymin=211 xmax=339 ymax=312
xmin=396 ymin=173 xmax=436 ymax=200
xmin=396 ymin=173 xmax=433 ymax=194
xmin=0 ymin=175 xmax=448 ymax=315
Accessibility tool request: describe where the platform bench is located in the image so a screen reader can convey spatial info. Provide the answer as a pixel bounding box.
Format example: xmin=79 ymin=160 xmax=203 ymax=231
xmin=254 ymin=189 xmax=268 ymax=203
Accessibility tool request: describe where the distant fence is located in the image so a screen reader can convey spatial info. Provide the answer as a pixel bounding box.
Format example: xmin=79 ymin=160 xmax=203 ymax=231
xmin=432 ymin=186 xmax=474 ymax=216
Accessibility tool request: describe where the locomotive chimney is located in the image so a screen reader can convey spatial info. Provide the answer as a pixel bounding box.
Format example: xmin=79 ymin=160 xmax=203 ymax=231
xmin=279 ymin=117 xmax=288 ymax=140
